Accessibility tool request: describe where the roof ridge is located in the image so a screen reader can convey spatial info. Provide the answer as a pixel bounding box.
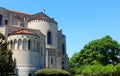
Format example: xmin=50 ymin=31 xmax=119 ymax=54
xmin=9 ymin=10 xmax=32 ymax=16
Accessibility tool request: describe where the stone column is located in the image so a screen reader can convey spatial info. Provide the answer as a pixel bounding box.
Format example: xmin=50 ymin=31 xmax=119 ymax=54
xmin=46 ymin=49 xmax=48 ymax=68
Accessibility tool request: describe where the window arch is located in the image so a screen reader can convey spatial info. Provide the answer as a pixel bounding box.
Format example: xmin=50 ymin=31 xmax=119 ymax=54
xmin=0 ymin=15 xmax=2 ymax=26
xmin=47 ymin=31 xmax=52 ymax=44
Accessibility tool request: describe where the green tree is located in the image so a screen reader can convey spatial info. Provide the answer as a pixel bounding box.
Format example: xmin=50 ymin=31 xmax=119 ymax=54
xmin=81 ymin=64 xmax=103 ymax=76
xmin=79 ymin=35 xmax=120 ymax=65
xmin=114 ymin=63 xmax=120 ymax=76
xmin=102 ymin=64 xmax=114 ymax=76
xmin=69 ymin=35 xmax=120 ymax=75
xmin=69 ymin=52 xmax=80 ymax=73
xmin=0 ymin=33 xmax=14 ymax=75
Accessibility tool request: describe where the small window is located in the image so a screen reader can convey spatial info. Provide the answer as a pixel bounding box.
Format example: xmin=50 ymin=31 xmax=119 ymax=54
xmin=51 ymin=58 xmax=53 ymax=65
xmin=0 ymin=15 xmax=2 ymax=26
xmin=28 ymin=40 xmax=31 ymax=50
xmin=5 ymin=20 xmax=8 ymax=25
xmin=62 ymin=44 xmax=65 ymax=54
xmin=28 ymin=73 xmax=32 ymax=76
xmin=47 ymin=31 xmax=52 ymax=44
xmin=62 ymin=66 xmax=65 ymax=70
xmin=62 ymin=61 xmax=64 ymax=64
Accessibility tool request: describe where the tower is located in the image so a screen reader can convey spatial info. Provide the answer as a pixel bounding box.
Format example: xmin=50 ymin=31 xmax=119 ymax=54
xmin=27 ymin=11 xmax=62 ymax=69
xmin=7 ymin=29 xmax=46 ymax=76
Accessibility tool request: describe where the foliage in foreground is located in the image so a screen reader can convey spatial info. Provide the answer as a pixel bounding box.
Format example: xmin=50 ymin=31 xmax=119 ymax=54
xmin=35 ymin=68 xmax=70 ymax=76
xmin=73 ymin=63 xmax=120 ymax=76
xmin=0 ymin=33 xmax=15 ymax=75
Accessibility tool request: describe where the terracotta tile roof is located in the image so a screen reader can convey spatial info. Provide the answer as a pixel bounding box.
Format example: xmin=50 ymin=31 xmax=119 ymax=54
xmin=15 ymin=29 xmax=33 ymax=34
xmin=11 ymin=29 xmax=33 ymax=35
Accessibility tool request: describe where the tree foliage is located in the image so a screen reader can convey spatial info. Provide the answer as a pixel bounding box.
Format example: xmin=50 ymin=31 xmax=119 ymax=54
xmin=69 ymin=35 xmax=120 ymax=76
xmin=80 ymin=36 xmax=120 ymax=65
xmin=0 ymin=33 xmax=14 ymax=75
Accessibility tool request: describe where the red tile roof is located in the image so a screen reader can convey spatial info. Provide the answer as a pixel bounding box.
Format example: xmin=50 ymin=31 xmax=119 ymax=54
xmin=15 ymin=29 xmax=33 ymax=34
xmin=11 ymin=29 xmax=33 ymax=35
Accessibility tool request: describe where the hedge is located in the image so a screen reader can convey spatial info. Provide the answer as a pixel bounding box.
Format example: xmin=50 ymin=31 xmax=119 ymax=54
xmin=35 ymin=68 xmax=70 ymax=76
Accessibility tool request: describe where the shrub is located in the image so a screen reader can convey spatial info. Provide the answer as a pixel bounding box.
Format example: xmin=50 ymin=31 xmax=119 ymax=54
xmin=35 ymin=68 xmax=70 ymax=76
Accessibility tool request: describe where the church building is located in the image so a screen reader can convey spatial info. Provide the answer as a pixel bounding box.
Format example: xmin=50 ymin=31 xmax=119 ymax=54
xmin=0 ymin=7 xmax=69 ymax=76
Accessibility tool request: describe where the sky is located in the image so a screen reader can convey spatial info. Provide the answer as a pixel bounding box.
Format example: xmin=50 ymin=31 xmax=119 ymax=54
xmin=0 ymin=0 xmax=120 ymax=58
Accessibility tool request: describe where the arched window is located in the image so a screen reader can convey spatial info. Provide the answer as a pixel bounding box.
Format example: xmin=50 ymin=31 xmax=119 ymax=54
xmin=18 ymin=39 xmax=22 ymax=50
xmin=5 ymin=20 xmax=8 ymax=25
xmin=47 ymin=31 xmax=52 ymax=44
xmin=0 ymin=15 xmax=2 ymax=26
xmin=14 ymin=39 xmax=17 ymax=50
xmin=28 ymin=40 xmax=31 ymax=50
xmin=10 ymin=40 xmax=13 ymax=50
xmin=23 ymin=39 xmax=27 ymax=50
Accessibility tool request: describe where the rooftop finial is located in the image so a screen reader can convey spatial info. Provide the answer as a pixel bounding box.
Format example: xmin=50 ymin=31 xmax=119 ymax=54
xmin=42 ymin=9 xmax=45 ymax=13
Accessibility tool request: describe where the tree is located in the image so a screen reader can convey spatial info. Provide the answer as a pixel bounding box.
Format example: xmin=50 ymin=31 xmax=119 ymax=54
xmin=78 ymin=35 xmax=120 ymax=65
xmin=69 ymin=35 xmax=120 ymax=75
xmin=69 ymin=52 xmax=80 ymax=73
xmin=0 ymin=33 xmax=14 ymax=75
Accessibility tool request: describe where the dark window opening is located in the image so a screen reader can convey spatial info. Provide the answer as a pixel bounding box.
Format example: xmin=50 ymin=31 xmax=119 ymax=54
xmin=62 ymin=61 xmax=64 ymax=64
xmin=47 ymin=31 xmax=52 ymax=44
xmin=5 ymin=20 xmax=8 ymax=25
xmin=62 ymin=44 xmax=65 ymax=54
xmin=28 ymin=73 xmax=32 ymax=76
xmin=62 ymin=66 xmax=65 ymax=70
xmin=0 ymin=15 xmax=2 ymax=26
xmin=28 ymin=40 xmax=31 ymax=50
xmin=51 ymin=58 xmax=53 ymax=65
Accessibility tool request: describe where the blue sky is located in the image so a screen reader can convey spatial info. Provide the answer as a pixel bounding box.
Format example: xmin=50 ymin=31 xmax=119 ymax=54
xmin=1 ymin=0 xmax=120 ymax=58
